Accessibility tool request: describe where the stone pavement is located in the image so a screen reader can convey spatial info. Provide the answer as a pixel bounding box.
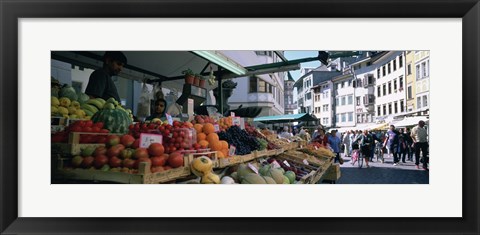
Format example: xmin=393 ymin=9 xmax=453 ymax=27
xmin=333 ymin=153 xmax=429 ymax=184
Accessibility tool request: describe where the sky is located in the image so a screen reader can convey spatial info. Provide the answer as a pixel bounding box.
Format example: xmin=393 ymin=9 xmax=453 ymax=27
xmin=283 ymin=51 xmax=321 ymax=81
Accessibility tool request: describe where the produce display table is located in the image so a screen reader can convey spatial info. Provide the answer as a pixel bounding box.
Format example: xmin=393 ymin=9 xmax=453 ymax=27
xmin=55 ymin=155 xmax=193 ymax=184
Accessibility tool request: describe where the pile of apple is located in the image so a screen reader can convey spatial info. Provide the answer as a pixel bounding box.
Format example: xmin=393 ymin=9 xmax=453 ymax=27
xmin=190 ymin=115 xmax=216 ymax=125
xmin=128 ymin=120 xmax=197 ymax=154
xmin=69 ymin=134 xmax=185 ymax=174
xmin=52 ymin=120 xmax=109 ymax=143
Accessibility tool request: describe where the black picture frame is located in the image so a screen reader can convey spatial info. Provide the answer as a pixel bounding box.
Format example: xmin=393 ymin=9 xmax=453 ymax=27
xmin=1 ymin=0 xmax=478 ymax=234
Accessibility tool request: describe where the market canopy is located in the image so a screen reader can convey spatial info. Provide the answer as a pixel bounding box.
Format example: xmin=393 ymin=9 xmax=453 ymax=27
xmin=394 ymin=116 xmax=429 ymax=128
xmin=253 ymin=113 xmax=318 ymax=124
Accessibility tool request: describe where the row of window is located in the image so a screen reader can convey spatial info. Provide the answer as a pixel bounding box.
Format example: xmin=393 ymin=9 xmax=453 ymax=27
xmin=377 ymin=54 xmax=404 ymax=78
xmin=417 ymin=95 xmax=429 ymax=109
xmin=416 ymin=60 xmax=430 ymax=80
xmin=377 ymin=76 xmax=404 ymax=97
xmin=336 ymin=112 xmax=354 ymax=123
xmin=249 ymin=76 xmax=284 ymax=107
xmin=313 ymin=104 xmax=330 ymax=114
xmin=336 ymin=95 xmax=353 ymax=106
xmin=357 ymin=113 xmax=374 ymax=124
xmin=376 ymin=100 xmax=405 ymax=117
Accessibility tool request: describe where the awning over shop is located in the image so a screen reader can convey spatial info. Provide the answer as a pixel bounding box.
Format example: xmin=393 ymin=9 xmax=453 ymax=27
xmin=394 ymin=116 xmax=429 ymax=128
xmin=367 ymin=122 xmax=389 ymax=131
xmin=253 ymin=113 xmax=318 ymax=124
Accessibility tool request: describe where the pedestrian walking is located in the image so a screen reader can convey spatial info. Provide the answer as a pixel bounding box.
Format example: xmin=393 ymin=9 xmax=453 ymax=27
xmin=353 ymin=129 xmax=372 ymax=168
xmin=411 ymin=120 xmax=429 ymax=170
xmin=328 ymin=130 xmax=343 ymax=164
xmin=383 ymin=125 xmax=401 ymax=166
xmin=404 ymin=127 xmax=414 ymax=161
xmin=342 ymin=130 xmax=351 ymax=158
xmin=397 ymin=129 xmax=408 ymax=163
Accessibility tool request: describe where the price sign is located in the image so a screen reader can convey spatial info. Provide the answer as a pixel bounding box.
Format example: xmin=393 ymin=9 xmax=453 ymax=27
xmin=139 ymin=133 xmax=163 ymax=148
xmin=166 ymin=113 xmax=173 ymax=125
xmin=232 ymin=117 xmax=241 ymax=126
xmin=283 ymin=160 xmax=291 ymax=167
xmin=271 ymin=160 xmax=281 ymax=169
xmin=303 ymin=159 xmax=310 ymax=165
xmin=230 ymin=112 xmax=235 ymax=117
xmin=229 ymin=145 xmax=236 ymax=156
xmin=248 ymin=163 xmax=259 ymax=174
xmin=214 ymin=124 xmax=220 ymax=133
xmin=314 ymin=146 xmax=319 ymax=150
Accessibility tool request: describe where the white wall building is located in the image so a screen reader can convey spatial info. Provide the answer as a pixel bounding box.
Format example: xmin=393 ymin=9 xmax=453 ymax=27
xmin=312 ymin=80 xmax=334 ymax=128
xmin=373 ymin=51 xmax=407 ymax=123
xmin=332 ymin=69 xmax=355 ymax=128
xmin=225 ymin=51 xmax=286 ymax=116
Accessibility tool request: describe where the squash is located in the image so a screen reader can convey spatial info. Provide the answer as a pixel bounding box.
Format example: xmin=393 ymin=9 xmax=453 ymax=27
xmin=220 ymin=176 xmax=236 ymax=184
xmin=191 ymin=156 xmax=213 ymax=176
xmin=201 ymin=172 xmax=220 ymax=184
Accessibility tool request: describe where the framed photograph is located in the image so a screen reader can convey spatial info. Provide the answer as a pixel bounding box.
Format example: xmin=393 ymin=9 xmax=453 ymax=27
xmin=1 ymin=0 xmax=479 ymax=234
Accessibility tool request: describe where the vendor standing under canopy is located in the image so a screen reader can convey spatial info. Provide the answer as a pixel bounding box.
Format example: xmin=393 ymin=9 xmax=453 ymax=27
xmin=85 ymin=51 xmax=127 ymax=101
xmin=310 ymin=126 xmax=328 ymax=147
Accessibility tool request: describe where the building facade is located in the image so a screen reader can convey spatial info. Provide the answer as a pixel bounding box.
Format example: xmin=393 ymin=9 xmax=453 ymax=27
xmin=414 ymin=51 xmax=430 ymax=115
xmin=227 ymin=51 xmax=286 ymax=116
xmin=284 ymin=72 xmax=297 ymax=114
xmin=373 ymin=51 xmax=407 ymax=123
xmin=405 ymin=51 xmax=417 ymax=112
xmin=332 ymin=69 xmax=355 ymax=128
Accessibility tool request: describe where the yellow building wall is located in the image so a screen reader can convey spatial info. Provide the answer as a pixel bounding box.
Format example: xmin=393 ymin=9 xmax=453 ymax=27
xmin=405 ymin=51 xmax=416 ymax=111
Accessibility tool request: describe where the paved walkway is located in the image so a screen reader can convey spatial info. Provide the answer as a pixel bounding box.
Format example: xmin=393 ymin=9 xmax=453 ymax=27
xmin=334 ymin=153 xmax=429 ymax=184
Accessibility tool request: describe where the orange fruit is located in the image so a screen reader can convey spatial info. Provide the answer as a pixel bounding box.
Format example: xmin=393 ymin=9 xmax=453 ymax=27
xmin=221 ymin=149 xmax=229 ymax=157
xmin=203 ymin=123 xmax=215 ymax=135
xmin=217 ymin=151 xmax=225 ymax=158
xmin=197 ymin=133 xmax=207 ymax=141
xmin=184 ymin=122 xmax=193 ymax=128
xmin=210 ymin=141 xmax=223 ymax=151
xmin=220 ymin=140 xmax=229 ymax=150
xmin=194 ymin=124 xmax=203 ymax=134
xmin=198 ymin=140 xmax=209 ymax=148
xmin=206 ymin=133 xmax=219 ymax=143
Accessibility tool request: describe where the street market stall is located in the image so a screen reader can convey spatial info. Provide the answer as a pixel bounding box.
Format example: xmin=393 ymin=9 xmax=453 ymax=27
xmin=51 ymin=51 xmax=340 ymax=184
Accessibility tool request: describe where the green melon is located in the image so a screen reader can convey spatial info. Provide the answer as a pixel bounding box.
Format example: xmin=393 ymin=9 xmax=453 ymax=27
xmin=262 ymin=176 xmax=277 ymax=184
xmin=259 ymin=164 xmax=272 ymax=176
xmin=241 ymin=173 xmax=267 ymax=184
xmin=91 ymin=108 xmax=132 ymax=134
xmin=236 ymin=164 xmax=256 ymax=180
xmin=284 ymin=171 xmax=296 ymax=184
xmin=263 ymin=168 xmax=284 ymax=184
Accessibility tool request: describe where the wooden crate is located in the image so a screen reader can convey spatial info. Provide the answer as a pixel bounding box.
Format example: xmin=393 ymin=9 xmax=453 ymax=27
xmin=56 ymin=155 xmax=192 ymax=184
xmin=51 ymin=132 xmax=120 ymax=156
xmin=186 ymin=151 xmax=219 ymax=168
xmin=216 ymin=153 xmax=254 ymax=168
xmin=253 ymin=149 xmax=278 ymax=158
xmin=322 ymin=163 xmax=341 ymax=182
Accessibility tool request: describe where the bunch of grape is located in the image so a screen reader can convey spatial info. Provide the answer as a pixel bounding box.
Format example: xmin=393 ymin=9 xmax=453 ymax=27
xmin=257 ymin=138 xmax=268 ymax=150
xmin=218 ymin=126 xmax=260 ymax=155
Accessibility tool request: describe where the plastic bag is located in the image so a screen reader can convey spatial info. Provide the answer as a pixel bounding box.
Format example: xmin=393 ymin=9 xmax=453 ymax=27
xmin=136 ymin=82 xmax=151 ymax=120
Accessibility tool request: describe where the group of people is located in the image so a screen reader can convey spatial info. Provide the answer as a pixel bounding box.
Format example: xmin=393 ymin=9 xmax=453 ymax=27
xmin=307 ymin=121 xmax=429 ymax=170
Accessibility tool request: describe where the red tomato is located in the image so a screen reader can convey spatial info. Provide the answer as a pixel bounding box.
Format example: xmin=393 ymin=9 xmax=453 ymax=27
xmin=85 ymin=120 xmax=93 ymax=128
xmin=168 ymin=151 xmax=184 ymax=168
xmin=93 ymin=122 xmax=104 ymax=129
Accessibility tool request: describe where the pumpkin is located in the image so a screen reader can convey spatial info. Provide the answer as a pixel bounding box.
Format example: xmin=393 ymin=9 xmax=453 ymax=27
xmin=191 ymin=156 xmax=213 ymax=175
xmin=91 ymin=108 xmax=132 ymax=134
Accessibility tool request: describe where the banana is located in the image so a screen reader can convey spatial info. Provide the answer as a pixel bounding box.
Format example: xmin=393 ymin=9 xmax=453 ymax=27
xmin=86 ymin=99 xmax=103 ymax=110
xmin=115 ymin=105 xmax=125 ymax=111
xmin=81 ymin=103 xmax=99 ymax=114
xmin=103 ymin=103 xmax=115 ymax=110
xmin=83 ymin=108 xmax=94 ymax=117
xmin=106 ymin=97 xmax=119 ymax=106
xmin=95 ymin=98 xmax=106 ymax=106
